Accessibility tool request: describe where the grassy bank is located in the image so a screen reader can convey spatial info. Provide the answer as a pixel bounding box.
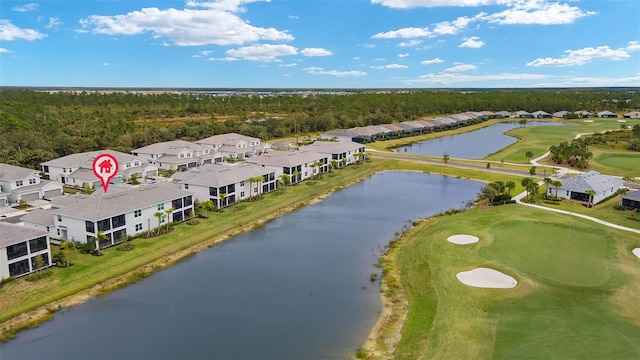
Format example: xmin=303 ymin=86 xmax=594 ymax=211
xmin=364 ymin=205 xmax=640 ymax=359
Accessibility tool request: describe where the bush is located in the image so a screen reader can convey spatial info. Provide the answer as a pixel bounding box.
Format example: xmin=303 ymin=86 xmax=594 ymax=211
xmin=78 ymin=241 xmax=95 ymax=254
xmin=24 ymin=270 xmax=54 ymax=282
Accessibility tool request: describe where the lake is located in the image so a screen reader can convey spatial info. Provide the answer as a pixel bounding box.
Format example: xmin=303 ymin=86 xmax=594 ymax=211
xmin=0 ymin=172 xmax=484 ymax=359
xmin=393 ymin=121 xmax=566 ymax=159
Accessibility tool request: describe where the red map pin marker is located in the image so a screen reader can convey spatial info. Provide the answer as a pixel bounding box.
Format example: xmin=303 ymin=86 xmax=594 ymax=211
xmin=92 ymin=154 xmax=119 ymax=193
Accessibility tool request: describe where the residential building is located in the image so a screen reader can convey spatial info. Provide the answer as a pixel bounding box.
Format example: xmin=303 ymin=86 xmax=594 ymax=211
xmin=514 ymin=110 xmax=533 ymax=118
xmin=0 ymin=223 xmax=51 ymax=279
xmin=621 ymin=191 xmax=640 ymax=210
xmin=532 ymin=110 xmax=551 ymax=118
xmin=131 ymin=140 xmax=222 ymax=171
xmin=553 ymin=111 xmax=569 ymax=118
xmin=303 ymin=141 xmax=366 ymax=168
xmin=494 ymin=111 xmax=511 ymax=118
xmin=21 ymin=209 xmax=58 ymax=241
xmin=173 ymin=163 xmax=279 ymax=209
xmin=597 ymin=110 xmax=618 ymax=118
xmin=41 ymin=150 xmax=157 ymax=187
xmin=623 ymin=111 xmax=640 ymax=119
xmin=321 ymin=129 xmax=369 ymax=143
xmin=195 ymin=133 xmax=270 ymax=160
xmin=50 ymin=183 xmax=194 ymax=246
xmin=247 ymin=150 xmax=330 ymax=185
xmin=0 ymin=163 xmax=63 ymax=205
xmin=574 ymin=110 xmax=595 ymax=118
xmin=548 ymin=171 xmax=624 ymax=204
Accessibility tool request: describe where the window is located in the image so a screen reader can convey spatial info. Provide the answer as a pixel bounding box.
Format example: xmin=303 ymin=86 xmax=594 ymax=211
xmin=134 ymin=209 xmax=142 ymax=218
xmin=135 ymin=223 xmax=143 ymax=231
xmin=183 ymin=196 xmax=193 ymax=207
xmin=29 ymin=237 xmax=48 ymax=253
xmin=209 ymin=187 xmax=217 ymax=196
xmin=29 ymin=178 xmax=37 ymax=185
xmin=125 ymin=162 xmax=131 ymax=168
xmin=184 ymin=184 xmax=189 ymax=190
xmin=57 ymin=215 xmax=62 ymax=222
xmin=85 ymin=221 xmax=95 ymax=233
xmin=111 ymin=214 xmax=126 ymax=228
xmin=157 ymin=203 xmax=164 ymax=211
xmin=16 ymin=180 xmax=23 ymax=187
xmin=240 ymin=191 xmax=245 ymax=197
xmin=9 ymin=259 xmax=30 ymax=277
xmin=7 ymin=242 xmax=28 ymax=260
xmin=97 ymin=218 xmax=111 ymax=232
xmin=228 ymin=184 xmax=235 ymax=193
xmin=31 ymin=253 xmax=49 ymax=270
xmin=172 ymin=198 xmax=183 ymax=209
xmin=240 ymin=181 xmax=245 ymax=186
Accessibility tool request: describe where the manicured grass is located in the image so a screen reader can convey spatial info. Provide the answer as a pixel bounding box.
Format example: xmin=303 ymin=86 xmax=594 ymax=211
xmin=591 ymin=150 xmax=640 ymax=177
xmin=389 ymin=205 xmax=640 ymax=360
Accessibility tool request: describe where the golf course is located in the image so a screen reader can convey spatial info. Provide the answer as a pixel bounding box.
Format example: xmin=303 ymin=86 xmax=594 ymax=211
xmin=370 ymin=205 xmax=640 ymax=360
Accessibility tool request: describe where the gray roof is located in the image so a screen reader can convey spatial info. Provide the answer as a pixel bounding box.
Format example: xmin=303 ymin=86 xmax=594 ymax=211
xmin=597 ymin=110 xmax=617 ymax=116
xmin=560 ymin=171 xmax=624 ymax=193
xmin=42 ymin=150 xmax=138 ymax=168
xmin=196 ymin=133 xmax=260 ymax=146
xmin=175 ymin=163 xmax=273 ymax=188
xmin=304 ymin=141 xmax=364 ymax=154
xmin=0 ymin=163 xmax=39 ymax=182
xmin=20 ymin=208 xmax=56 ymax=226
xmin=247 ymin=150 xmax=327 ymax=168
xmin=622 ymin=190 xmax=640 ymax=201
xmin=11 ymin=179 xmax=63 ymax=195
xmin=322 ymin=129 xmax=362 ymax=138
xmin=53 ymin=183 xmax=193 ymax=221
xmin=0 ymin=222 xmax=48 ymax=248
xmin=532 ymin=110 xmax=550 ymax=116
xmin=554 ymin=111 xmax=569 ymax=117
xmin=495 ymin=111 xmax=511 ymax=117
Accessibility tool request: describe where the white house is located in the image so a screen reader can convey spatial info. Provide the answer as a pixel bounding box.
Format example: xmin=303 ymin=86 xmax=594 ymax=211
xmin=548 ymin=171 xmax=624 ymax=204
xmin=246 ymin=150 xmax=329 ymax=185
xmin=131 ymin=140 xmax=222 ymax=171
xmin=195 ymin=133 xmax=270 ymax=160
xmin=0 ymin=222 xmax=52 ymax=279
xmin=597 ymin=111 xmax=618 ymax=118
xmin=173 ymin=163 xmax=280 ymax=209
xmin=50 ymin=183 xmax=194 ymax=246
xmin=41 ymin=150 xmax=157 ymax=187
xmin=0 ymin=163 xmax=63 ymax=205
xmin=302 ymin=141 xmax=366 ymax=168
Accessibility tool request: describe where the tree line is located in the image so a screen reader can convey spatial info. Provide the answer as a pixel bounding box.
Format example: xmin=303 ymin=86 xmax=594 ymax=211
xmin=1 ymin=88 xmax=638 ymax=169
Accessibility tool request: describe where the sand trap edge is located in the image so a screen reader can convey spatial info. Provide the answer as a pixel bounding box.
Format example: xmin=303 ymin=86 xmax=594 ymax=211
xmin=447 ymin=234 xmax=480 ymax=245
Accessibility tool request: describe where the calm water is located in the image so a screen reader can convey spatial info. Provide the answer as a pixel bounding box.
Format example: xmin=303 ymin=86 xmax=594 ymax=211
xmin=0 ymin=172 xmax=483 ymax=360
xmin=394 ymin=121 xmax=566 ymax=159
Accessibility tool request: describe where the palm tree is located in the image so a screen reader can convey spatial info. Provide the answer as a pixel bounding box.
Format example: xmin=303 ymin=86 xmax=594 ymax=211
xmin=525 ymin=151 xmax=534 ymax=163
xmin=292 ymin=170 xmax=301 ymax=184
xmin=521 ymin=177 xmax=534 ymax=202
xmin=219 ymin=192 xmax=228 ymax=211
xmin=543 ymin=177 xmax=553 ymax=198
xmin=91 ymin=231 xmax=108 ymax=255
xmin=479 ymin=185 xmax=499 ymax=205
xmin=312 ymin=161 xmax=324 ymax=179
xmin=279 ymin=173 xmax=291 ymax=186
xmin=154 ymin=212 xmax=164 ymax=235
xmin=246 ymin=177 xmax=254 ymax=200
xmin=165 ymin=207 xmax=174 ymax=231
xmin=585 ymin=189 xmax=596 ymax=208
xmin=250 ymin=176 xmax=264 ymax=199
xmin=339 ymin=158 xmax=347 ymax=168
xmin=551 ymin=180 xmax=562 ymax=199
xmin=330 ymin=160 xmax=338 ymax=171
xmin=505 ymin=181 xmax=516 ymax=195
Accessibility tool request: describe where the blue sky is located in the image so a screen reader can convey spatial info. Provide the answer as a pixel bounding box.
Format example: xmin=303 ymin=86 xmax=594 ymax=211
xmin=1 ymin=0 xmax=639 ymax=88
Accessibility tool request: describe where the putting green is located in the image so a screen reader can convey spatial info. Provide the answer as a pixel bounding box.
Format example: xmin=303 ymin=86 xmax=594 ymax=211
xmin=486 ymin=221 xmax=612 ymax=287
xmin=593 ymin=152 xmax=640 ymax=175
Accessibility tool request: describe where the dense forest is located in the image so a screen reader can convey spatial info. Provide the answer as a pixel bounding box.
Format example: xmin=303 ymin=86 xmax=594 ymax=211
xmin=1 ymin=88 xmax=639 ymax=169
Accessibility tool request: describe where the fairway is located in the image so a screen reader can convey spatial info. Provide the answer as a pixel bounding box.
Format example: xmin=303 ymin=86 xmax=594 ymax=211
xmin=592 ymin=151 xmax=640 ymax=177
xmin=386 ymin=205 xmax=640 ymax=360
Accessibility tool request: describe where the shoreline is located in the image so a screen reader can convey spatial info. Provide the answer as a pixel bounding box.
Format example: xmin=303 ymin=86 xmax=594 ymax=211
xmin=0 ymin=170 xmax=376 ymax=342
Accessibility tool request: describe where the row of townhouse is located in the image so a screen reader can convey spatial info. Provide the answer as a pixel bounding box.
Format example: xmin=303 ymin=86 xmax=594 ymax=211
xmin=0 ymin=163 xmax=63 ymax=206
xmin=131 ymin=133 xmax=271 ymax=171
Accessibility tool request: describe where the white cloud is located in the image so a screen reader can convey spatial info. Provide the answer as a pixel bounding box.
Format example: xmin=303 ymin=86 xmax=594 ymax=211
xmin=186 ymin=0 xmax=267 ymax=12
xmin=207 ymin=56 xmax=238 ymax=61
xmin=445 ymin=64 xmax=476 ymax=72
xmin=0 ymin=20 xmax=46 ymax=41
xmin=459 ymin=36 xmax=484 ymax=48
xmin=398 ymin=53 xmax=410 ymax=58
xmin=412 ymin=72 xmax=551 ymax=84
xmin=483 ymin=0 xmax=596 ymax=25
xmin=301 ymin=48 xmax=333 ymax=57
xmin=527 ymin=45 xmax=631 ymax=67
xmin=432 ymin=15 xmax=480 ymax=35
xmin=279 ymin=63 xmax=298 ymax=67
xmin=101 ymin=62 xmax=116 ymax=66
xmin=627 ymin=41 xmax=640 ymax=51
xmin=0 ymin=48 xmax=13 ymax=53
xmin=372 ymin=27 xmax=432 ymax=39
xmin=372 ymin=64 xmax=409 ymax=69
xmin=192 ymin=50 xmax=213 ymax=58
xmin=80 ymin=4 xmax=293 ymax=46
xmin=371 ymin=0 xmax=494 ymax=8
xmin=398 ymin=39 xmax=423 ymax=47
xmin=226 ymin=44 xmax=297 ymax=61
xmin=421 ymin=57 xmax=444 ymax=65
xmin=13 ymin=2 xmax=39 ymax=12
xmin=288 ymin=15 xmax=299 ymax=20
xmin=46 ymin=17 xmax=63 ymax=29
xmin=303 ymin=67 xmax=367 ymax=77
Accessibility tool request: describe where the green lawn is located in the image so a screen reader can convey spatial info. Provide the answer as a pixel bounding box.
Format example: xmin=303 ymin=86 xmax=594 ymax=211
xmin=389 ymin=205 xmax=640 ymax=360
xmin=591 ymin=150 xmax=640 ymax=177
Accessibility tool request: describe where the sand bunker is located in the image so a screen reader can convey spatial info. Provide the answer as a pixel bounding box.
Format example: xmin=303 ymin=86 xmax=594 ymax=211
xmin=456 ymin=267 xmax=517 ymax=288
xmin=633 ymin=248 xmax=640 ymax=260
xmin=447 ymin=234 xmax=479 ymax=245
xmin=618 ymin=119 xmax=627 ymax=123
xmin=583 ymin=120 xmax=594 ymax=122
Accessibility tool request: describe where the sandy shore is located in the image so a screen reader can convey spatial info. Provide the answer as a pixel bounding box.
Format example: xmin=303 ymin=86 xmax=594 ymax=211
xmin=456 ymin=267 xmax=518 ymax=288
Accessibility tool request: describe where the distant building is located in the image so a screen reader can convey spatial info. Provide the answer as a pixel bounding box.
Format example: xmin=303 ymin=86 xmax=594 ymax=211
xmin=574 ymin=110 xmax=595 ymax=118
xmin=597 ymin=111 xmax=618 ymax=118
xmin=246 ymin=150 xmax=329 ymax=185
xmin=0 ymin=163 xmax=63 ymax=205
xmin=196 ymin=133 xmax=270 ymax=160
xmin=494 ymin=111 xmax=511 ymax=118
xmin=532 ymin=110 xmax=551 ymax=118
xmin=621 ymin=190 xmax=640 ymax=210
xmin=623 ymin=111 xmax=640 ymax=119
xmin=553 ymin=111 xmax=569 ymax=118
xmin=303 ymin=141 xmax=366 ymax=168
xmin=0 ymin=223 xmax=52 ymax=279
xmin=132 ymin=140 xmax=221 ymax=171
xmin=514 ymin=110 xmax=533 ymax=118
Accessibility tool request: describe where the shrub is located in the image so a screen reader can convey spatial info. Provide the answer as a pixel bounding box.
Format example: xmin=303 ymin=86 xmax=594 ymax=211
xmin=78 ymin=241 xmax=95 ymax=254
xmin=24 ymin=270 xmax=54 ymax=282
